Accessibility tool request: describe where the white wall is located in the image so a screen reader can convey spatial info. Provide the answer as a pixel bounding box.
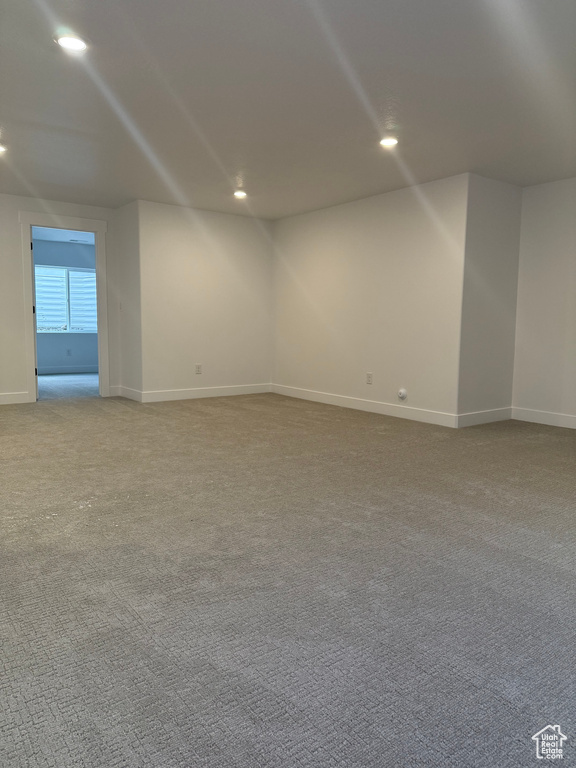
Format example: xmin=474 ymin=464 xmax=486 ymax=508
xmin=273 ymin=175 xmax=470 ymax=426
xmin=457 ymin=175 xmax=521 ymax=424
xmin=513 ymin=178 xmax=576 ymax=428
xmin=4 ymin=178 xmax=574 ymax=431
xmin=33 ymin=240 xmax=96 ymax=270
xmin=108 ymin=201 xmax=142 ymax=395
xmin=137 ymin=201 xmax=274 ymax=401
xmin=0 ymin=193 xmax=274 ymax=405
xmin=36 ymin=334 xmax=98 ymax=375
xmin=0 ymin=193 xmax=111 ymax=404
xmin=0 ymin=197 xmax=29 ymax=402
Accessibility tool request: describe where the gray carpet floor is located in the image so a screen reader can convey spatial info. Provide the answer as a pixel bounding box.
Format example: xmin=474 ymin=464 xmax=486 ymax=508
xmin=1 ymin=393 xmax=575 ymax=767
xmin=38 ymin=373 xmax=99 ymax=400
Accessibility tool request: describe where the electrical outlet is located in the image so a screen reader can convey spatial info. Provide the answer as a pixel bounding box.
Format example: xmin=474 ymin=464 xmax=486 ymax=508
xmin=366 ymin=372 xmax=373 ymax=385
xmin=195 ymin=364 xmax=202 ymax=375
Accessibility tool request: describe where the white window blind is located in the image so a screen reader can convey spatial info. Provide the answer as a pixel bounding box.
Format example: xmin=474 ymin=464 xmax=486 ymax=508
xmin=35 ymin=266 xmax=97 ymax=333
xmin=69 ymin=270 xmax=97 ymax=332
xmin=35 ymin=267 xmax=68 ymax=332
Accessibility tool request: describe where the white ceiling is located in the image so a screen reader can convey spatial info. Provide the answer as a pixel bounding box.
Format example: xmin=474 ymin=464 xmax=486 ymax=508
xmin=1 ymin=0 xmax=575 ymax=219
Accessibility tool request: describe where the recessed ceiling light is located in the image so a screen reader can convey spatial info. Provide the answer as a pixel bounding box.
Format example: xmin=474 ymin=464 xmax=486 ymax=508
xmin=234 ymin=190 xmax=247 ymax=199
xmin=380 ymin=137 xmax=399 ymax=148
xmin=56 ymin=36 xmax=87 ymax=52
xmin=0 ymin=144 xmax=6 ymax=154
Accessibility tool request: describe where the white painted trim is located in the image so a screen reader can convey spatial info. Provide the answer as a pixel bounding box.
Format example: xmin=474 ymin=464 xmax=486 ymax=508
xmin=19 ymin=211 xmax=110 ymax=400
xmin=18 ymin=211 xmax=108 ymax=234
xmin=19 ymin=226 xmax=39 ymax=402
xmin=456 ymin=407 xmax=512 ymax=428
xmin=140 ymin=384 xmax=272 ymax=403
xmin=512 ymin=407 xmax=576 ymax=430
xmin=94 ymin=228 xmax=110 ymax=397
xmin=0 ymin=392 xmax=31 ymax=405
xmin=271 ymin=384 xmax=458 ymax=427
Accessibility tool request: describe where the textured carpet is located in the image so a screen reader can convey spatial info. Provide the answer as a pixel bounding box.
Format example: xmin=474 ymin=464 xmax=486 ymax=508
xmin=38 ymin=373 xmax=99 ymax=400
xmin=0 ymin=393 xmax=575 ymax=767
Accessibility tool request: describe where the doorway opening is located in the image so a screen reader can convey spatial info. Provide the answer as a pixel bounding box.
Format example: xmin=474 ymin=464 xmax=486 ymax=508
xmin=32 ymin=226 xmax=99 ymax=400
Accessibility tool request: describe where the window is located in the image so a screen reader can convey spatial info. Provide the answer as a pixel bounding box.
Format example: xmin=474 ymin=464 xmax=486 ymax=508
xmin=35 ymin=266 xmax=97 ymax=333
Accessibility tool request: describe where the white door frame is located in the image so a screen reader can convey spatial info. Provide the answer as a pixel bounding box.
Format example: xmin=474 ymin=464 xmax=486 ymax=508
xmin=19 ymin=211 xmax=110 ymax=400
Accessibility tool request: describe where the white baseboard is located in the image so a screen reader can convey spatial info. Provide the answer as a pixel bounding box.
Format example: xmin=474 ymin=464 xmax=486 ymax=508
xmin=456 ymin=407 xmax=512 ymax=428
xmin=108 ymin=386 xmax=143 ymax=402
xmin=38 ymin=366 xmax=98 ymax=375
xmin=0 ymin=391 xmax=33 ymax=405
xmin=109 ymin=383 xmax=272 ymax=404
xmin=271 ymin=384 xmax=458 ymax=427
xmin=512 ymin=407 xmax=576 ymax=430
xmin=142 ymin=384 xmax=271 ymax=403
